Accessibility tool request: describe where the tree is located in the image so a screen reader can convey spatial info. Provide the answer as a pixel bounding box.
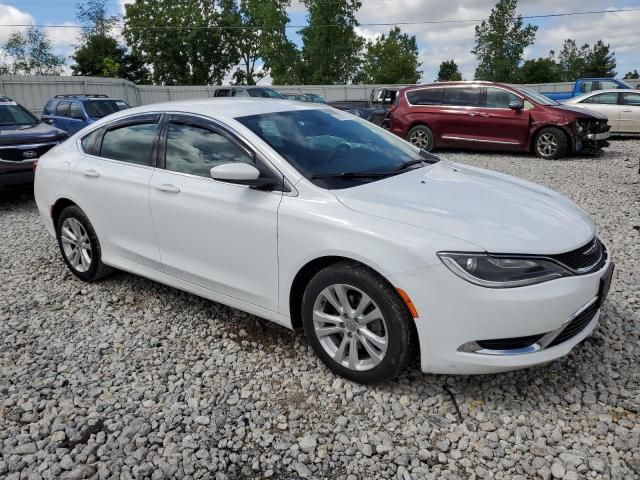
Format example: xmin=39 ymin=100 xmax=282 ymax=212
xmin=518 ymin=56 xmax=561 ymax=83
xmin=583 ymin=40 xmax=616 ymax=77
xmin=358 ymin=27 xmax=421 ymax=84
xmin=624 ymin=69 xmax=639 ymax=80
xmin=1 ymin=27 xmax=65 ymax=75
xmin=471 ymin=0 xmax=537 ymax=82
xmin=123 ymin=0 xmax=239 ymax=85
xmin=437 ymin=60 xmax=462 ymax=81
xmin=228 ymin=0 xmax=298 ymax=85
xmin=72 ymin=0 xmax=150 ymax=83
xmin=299 ymin=0 xmax=364 ymax=84
xmin=557 ymin=39 xmax=587 ymax=81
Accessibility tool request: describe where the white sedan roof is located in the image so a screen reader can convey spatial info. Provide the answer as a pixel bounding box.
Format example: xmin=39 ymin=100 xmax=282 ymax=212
xmin=113 ymin=98 xmax=326 ymax=121
xmin=565 ymin=88 xmax=640 ymax=103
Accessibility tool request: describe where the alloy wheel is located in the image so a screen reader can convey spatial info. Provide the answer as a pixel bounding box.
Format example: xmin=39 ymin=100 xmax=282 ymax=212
xmin=409 ymin=129 xmax=431 ymax=150
xmin=60 ymin=217 xmax=92 ymax=273
xmin=312 ymin=284 xmax=388 ymax=371
xmin=537 ymin=132 xmax=558 ymax=157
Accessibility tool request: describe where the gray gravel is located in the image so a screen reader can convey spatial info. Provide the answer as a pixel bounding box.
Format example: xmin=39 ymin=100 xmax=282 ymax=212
xmin=1 ymin=139 xmax=639 ymax=480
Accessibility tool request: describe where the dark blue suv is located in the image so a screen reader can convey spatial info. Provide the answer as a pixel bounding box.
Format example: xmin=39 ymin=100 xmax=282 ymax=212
xmin=42 ymin=94 xmax=130 ymax=135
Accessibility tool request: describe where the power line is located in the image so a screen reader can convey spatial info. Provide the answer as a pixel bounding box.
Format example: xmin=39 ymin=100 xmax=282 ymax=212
xmin=1 ymin=7 xmax=639 ymax=30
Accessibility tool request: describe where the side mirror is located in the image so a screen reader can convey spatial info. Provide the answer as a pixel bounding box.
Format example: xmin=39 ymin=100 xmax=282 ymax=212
xmin=210 ymin=162 xmax=280 ymax=190
xmin=509 ymin=100 xmax=524 ymax=111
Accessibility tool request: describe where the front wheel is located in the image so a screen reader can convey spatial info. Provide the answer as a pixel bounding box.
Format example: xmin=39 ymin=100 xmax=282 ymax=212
xmin=301 ymin=262 xmax=415 ymax=384
xmin=406 ymin=125 xmax=434 ymax=151
xmin=534 ymin=127 xmax=569 ymax=159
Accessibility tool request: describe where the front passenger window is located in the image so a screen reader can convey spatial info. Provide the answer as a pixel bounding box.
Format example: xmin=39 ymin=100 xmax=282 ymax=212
xmin=100 ymin=122 xmax=158 ymax=165
xmin=165 ymin=122 xmax=254 ymax=178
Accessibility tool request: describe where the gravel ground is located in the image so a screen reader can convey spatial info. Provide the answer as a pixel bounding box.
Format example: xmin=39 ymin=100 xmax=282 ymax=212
xmin=1 ymin=139 xmax=639 ymax=480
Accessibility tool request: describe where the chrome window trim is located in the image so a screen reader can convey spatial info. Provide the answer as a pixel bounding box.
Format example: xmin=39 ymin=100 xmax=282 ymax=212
xmin=404 ymin=84 xmax=526 ymax=110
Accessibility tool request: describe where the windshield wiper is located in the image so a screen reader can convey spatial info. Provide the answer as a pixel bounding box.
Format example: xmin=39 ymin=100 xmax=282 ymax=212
xmin=310 ymin=171 xmax=393 ymax=180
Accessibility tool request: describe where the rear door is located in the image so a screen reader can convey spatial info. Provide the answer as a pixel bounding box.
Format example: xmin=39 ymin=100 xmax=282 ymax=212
xmin=436 ymin=85 xmax=485 ymax=145
xmin=471 ymin=86 xmax=530 ymax=148
xmin=67 ymin=101 xmax=87 ymax=135
xmin=72 ymin=114 xmax=162 ymax=269
xmin=620 ymin=92 xmax=640 ymax=132
xmin=52 ymin=101 xmax=70 ymax=132
xmin=578 ymin=92 xmax=621 ymax=131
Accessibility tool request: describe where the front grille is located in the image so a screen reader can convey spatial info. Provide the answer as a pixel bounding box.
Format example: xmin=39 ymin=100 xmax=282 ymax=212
xmin=477 ymin=334 xmax=544 ymax=351
xmin=0 ymin=143 xmax=56 ymax=162
xmin=549 ymin=238 xmax=605 ymax=273
xmin=548 ymin=302 xmax=599 ymax=348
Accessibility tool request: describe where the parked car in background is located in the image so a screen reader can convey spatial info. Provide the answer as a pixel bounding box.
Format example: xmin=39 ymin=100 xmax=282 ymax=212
xmin=541 ymin=78 xmax=633 ymax=101
xmin=35 ymin=98 xmax=614 ymax=383
xmin=389 ymin=81 xmax=611 ymax=159
xmin=214 ymin=86 xmax=286 ymax=99
xmin=42 ymin=94 xmax=130 ymax=136
xmin=1 ymin=96 xmax=67 ymax=189
xmin=282 ymin=93 xmax=312 ymax=102
xmin=562 ymin=89 xmax=640 ymax=134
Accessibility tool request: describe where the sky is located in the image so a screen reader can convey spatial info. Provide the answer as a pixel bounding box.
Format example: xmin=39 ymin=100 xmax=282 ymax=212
xmin=0 ymin=0 xmax=639 ymax=83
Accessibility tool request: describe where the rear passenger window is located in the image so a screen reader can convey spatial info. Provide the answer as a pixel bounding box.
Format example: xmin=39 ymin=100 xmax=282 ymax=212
xmin=81 ymin=129 xmax=102 ymax=155
xmin=56 ymin=101 xmax=70 ymax=116
xmin=443 ymin=87 xmax=482 ymax=107
xmin=43 ymin=100 xmax=57 ymax=115
xmin=485 ymin=88 xmax=522 ymax=108
xmin=406 ymin=88 xmax=443 ymax=105
xmin=100 ymin=122 xmax=157 ymax=165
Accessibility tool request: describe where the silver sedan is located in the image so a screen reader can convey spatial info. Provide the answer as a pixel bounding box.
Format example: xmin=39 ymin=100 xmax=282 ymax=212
xmin=564 ymin=88 xmax=640 ymax=134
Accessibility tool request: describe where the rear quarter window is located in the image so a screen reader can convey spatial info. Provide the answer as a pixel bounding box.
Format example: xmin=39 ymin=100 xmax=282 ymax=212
xmin=80 ymin=129 xmax=102 ymax=155
xmin=406 ymin=88 xmax=443 ymax=106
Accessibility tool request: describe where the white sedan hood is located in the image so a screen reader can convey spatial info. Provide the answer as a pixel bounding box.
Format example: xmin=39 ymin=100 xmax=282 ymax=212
xmin=334 ymin=161 xmax=596 ymax=255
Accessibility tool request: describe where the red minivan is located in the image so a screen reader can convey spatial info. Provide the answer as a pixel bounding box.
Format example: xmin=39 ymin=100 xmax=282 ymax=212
xmin=389 ymin=81 xmax=611 ymax=159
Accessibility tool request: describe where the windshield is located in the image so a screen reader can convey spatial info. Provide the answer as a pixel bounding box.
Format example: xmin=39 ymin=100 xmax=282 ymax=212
xmin=237 ymin=109 xmax=437 ymax=189
xmin=246 ymin=88 xmax=286 ymax=99
xmin=84 ymin=99 xmax=130 ymax=118
xmin=510 ymin=85 xmax=559 ymax=106
xmin=0 ymin=103 xmax=39 ymax=126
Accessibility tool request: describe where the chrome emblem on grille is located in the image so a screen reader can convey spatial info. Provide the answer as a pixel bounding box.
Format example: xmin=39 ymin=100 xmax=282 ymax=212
xmin=22 ymin=150 xmax=37 ymax=158
xmin=583 ymin=240 xmax=598 ymax=256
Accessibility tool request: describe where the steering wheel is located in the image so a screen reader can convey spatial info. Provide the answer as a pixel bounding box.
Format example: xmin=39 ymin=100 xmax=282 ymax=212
xmin=326 ymin=143 xmax=352 ymax=163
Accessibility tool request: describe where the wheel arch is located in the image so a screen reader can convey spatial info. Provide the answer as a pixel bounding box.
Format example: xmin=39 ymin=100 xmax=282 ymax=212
xmin=288 ymin=255 xmax=412 ymax=331
xmin=529 ymin=124 xmax=574 ymax=153
xmin=51 ymin=197 xmax=79 ymax=227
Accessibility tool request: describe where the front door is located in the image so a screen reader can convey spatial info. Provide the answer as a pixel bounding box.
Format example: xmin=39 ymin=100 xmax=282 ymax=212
xmin=474 ymin=87 xmax=531 ymax=148
xmin=578 ymin=92 xmax=621 ymax=131
xmin=149 ymin=115 xmax=282 ymax=311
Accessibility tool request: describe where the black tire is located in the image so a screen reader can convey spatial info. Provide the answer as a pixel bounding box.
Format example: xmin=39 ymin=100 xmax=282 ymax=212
xmin=301 ymin=261 xmax=416 ymax=384
xmin=534 ymin=127 xmax=569 ymax=159
xmin=406 ymin=125 xmax=434 ymax=151
xmin=56 ymin=205 xmax=114 ymax=282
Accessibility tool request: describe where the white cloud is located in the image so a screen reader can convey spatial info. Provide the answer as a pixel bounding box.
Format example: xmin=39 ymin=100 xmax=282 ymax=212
xmin=0 ymin=3 xmax=34 ymax=42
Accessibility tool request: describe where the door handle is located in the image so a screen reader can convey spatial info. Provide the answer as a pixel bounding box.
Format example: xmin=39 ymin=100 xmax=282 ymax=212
xmin=81 ymin=169 xmax=100 ymax=178
xmin=622 ymin=109 xmax=632 ymax=112
xmin=479 ymin=113 xmax=493 ymax=118
xmin=155 ymin=184 xmax=180 ymax=194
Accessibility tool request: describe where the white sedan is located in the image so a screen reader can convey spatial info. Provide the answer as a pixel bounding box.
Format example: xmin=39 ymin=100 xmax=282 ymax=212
xmin=563 ymin=89 xmax=640 ymax=133
xmin=34 ymin=99 xmax=614 ymax=383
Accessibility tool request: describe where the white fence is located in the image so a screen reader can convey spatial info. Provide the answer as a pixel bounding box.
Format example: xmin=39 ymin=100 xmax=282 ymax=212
xmin=1 ymin=74 xmax=639 ymax=115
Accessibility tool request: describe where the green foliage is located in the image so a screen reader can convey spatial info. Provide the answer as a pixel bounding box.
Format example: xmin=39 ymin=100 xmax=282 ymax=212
xmin=437 ymin=60 xmax=462 ymax=81
xmin=72 ymin=0 xmax=150 ymax=83
xmin=472 ymin=0 xmax=537 ymax=82
xmin=518 ymin=56 xmax=561 ymax=83
xmin=557 ymin=39 xmax=616 ymax=80
xmin=358 ymin=27 xmax=422 ymax=84
xmin=624 ymin=69 xmax=639 ymax=80
xmin=1 ymin=26 xmax=65 ymax=75
xmin=228 ymin=0 xmax=298 ymax=85
xmin=299 ymin=0 xmax=364 ymax=84
xmin=123 ymin=0 xmax=239 ymax=85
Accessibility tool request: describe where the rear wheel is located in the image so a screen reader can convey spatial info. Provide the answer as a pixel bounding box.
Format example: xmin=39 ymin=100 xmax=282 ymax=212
xmin=406 ymin=125 xmax=434 ymax=151
xmin=534 ymin=127 xmax=568 ymax=159
xmin=56 ymin=205 xmax=113 ymax=282
xmin=302 ymin=261 xmax=415 ymax=384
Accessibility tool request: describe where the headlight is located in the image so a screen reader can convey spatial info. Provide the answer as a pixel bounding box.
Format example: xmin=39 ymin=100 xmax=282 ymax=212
xmin=437 ymin=253 xmax=571 ymax=288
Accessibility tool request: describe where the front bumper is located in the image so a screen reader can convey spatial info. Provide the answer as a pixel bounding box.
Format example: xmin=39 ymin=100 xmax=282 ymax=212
xmin=392 ymin=249 xmax=613 ymax=374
